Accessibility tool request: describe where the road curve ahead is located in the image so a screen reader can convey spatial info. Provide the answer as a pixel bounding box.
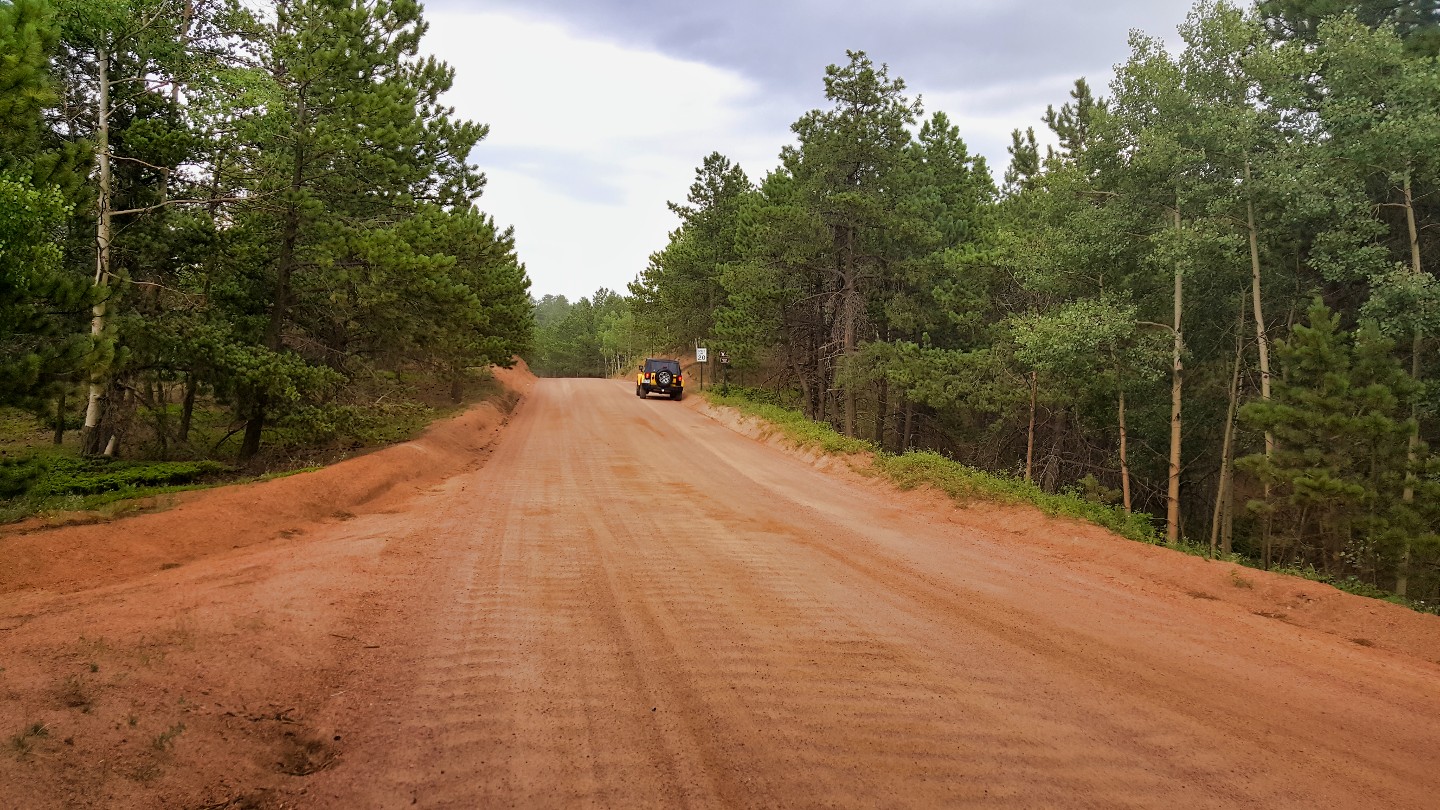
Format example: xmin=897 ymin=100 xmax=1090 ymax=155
xmin=306 ymin=378 xmax=1439 ymax=808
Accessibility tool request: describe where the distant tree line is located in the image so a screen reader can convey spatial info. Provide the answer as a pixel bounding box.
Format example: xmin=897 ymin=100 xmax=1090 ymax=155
xmin=625 ymin=1 xmax=1440 ymax=599
xmin=529 ymin=289 xmax=641 ymax=378
xmin=0 ymin=0 xmax=532 ymax=461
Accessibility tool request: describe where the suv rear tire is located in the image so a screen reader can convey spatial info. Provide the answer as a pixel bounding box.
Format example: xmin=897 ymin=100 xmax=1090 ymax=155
xmin=636 ymin=385 xmax=646 ymax=398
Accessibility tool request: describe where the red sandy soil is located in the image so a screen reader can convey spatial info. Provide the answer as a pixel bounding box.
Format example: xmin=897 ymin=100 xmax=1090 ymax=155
xmin=2 ymin=371 xmax=1437 ymax=808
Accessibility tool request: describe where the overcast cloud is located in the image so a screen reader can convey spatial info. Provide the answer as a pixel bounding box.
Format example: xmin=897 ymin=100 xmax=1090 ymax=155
xmin=421 ymin=1 xmax=1200 ymax=300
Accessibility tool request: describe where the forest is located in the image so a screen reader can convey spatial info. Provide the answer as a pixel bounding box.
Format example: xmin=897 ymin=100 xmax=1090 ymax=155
xmin=534 ymin=0 xmax=1440 ymax=602
xmin=0 ymin=0 xmax=533 ymax=485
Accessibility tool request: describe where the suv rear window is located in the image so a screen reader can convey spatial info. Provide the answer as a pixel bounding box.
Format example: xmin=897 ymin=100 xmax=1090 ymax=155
xmin=644 ymin=359 xmax=680 ymax=374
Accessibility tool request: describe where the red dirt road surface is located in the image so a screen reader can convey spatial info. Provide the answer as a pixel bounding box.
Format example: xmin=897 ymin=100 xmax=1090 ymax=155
xmin=3 ymin=372 xmax=1439 ymax=808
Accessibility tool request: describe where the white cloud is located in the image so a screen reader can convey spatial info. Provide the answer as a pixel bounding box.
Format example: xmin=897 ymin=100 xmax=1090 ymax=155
xmin=420 ymin=6 xmax=1191 ymax=301
xmin=424 ymin=9 xmax=786 ymax=299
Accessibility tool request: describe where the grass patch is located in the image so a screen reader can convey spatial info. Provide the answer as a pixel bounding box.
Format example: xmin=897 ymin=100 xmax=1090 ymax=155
xmin=152 ymin=722 xmax=186 ymax=752
xmin=0 ymin=478 xmax=231 ymax=525
xmin=874 ymin=450 xmax=1161 ymax=545
xmin=706 ymin=390 xmax=873 ymax=455
xmin=1271 ymin=565 xmax=1437 ymax=615
xmin=0 ymin=368 xmax=510 ymax=525
xmin=0 ymin=451 xmax=244 ymax=524
xmin=10 ymin=722 xmax=49 ymax=758
xmin=256 ymin=466 xmax=323 ymax=482
xmin=0 ymin=455 xmax=230 ymax=500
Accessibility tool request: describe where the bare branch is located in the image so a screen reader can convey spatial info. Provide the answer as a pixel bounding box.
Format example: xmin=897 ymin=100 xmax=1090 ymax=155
xmin=109 ymin=153 xmax=176 ymax=173
xmin=112 ymin=194 xmax=259 ymax=216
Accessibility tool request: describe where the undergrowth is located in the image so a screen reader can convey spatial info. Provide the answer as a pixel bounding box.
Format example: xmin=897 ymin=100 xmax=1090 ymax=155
xmin=873 ymin=450 xmax=1161 ymax=544
xmin=1272 ymin=565 xmax=1435 ymax=614
xmin=0 ymin=369 xmax=507 ymax=525
xmin=0 ymin=456 xmax=230 ymax=500
xmin=706 ymin=388 xmax=1438 ymax=615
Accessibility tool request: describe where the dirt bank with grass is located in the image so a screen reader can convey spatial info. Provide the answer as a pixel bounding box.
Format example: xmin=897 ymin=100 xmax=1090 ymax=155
xmin=695 ymin=393 xmax=1440 ymax=657
xmin=0 ymin=362 xmax=535 ymax=597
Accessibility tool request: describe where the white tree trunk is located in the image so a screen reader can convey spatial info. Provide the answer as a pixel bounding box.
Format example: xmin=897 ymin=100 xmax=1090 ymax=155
xmin=1212 ymin=300 xmax=1244 ymax=558
xmin=82 ymin=44 xmax=113 ymax=455
xmin=1167 ymin=209 xmax=1183 ymax=545
xmin=1244 ymin=161 xmax=1273 ymax=459
xmin=1398 ymin=170 xmax=1422 ymax=596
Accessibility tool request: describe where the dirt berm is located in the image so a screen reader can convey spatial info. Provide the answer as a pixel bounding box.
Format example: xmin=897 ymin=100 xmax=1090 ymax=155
xmin=0 ymin=362 xmax=535 ymax=597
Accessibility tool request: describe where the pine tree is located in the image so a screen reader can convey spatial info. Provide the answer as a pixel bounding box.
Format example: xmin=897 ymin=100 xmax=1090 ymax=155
xmin=1042 ymin=78 xmax=1104 ymax=161
xmin=784 ymin=50 xmax=921 ymax=436
xmin=1003 ymin=127 xmax=1041 ymax=193
xmin=1258 ymin=0 xmax=1440 ymax=53
xmin=630 ymin=152 xmax=752 ymax=350
xmin=0 ymin=0 xmax=92 ymax=409
xmin=1240 ymin=301 xmax=1422 ymax=578
xmin=224 ymin=0 xmax=490 ymax=459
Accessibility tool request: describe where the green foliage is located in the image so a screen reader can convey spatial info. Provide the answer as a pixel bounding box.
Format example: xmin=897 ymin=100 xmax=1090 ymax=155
xmin=0 ymin=174 xmax=90 ymax=406
xmin=1258 ymin=0 xmax=1440 ymax=53
xmin=530 ymin=290 xmax=640 ymax=378
xmin=706 ymin=389 xmax=875 ymax=454
xmin=1239 ymin=301 xmax=1438 ymax=581
xmin=0 ymin=0 xmax=92 ymax=408
xmin=876 ymin=451 xmax=1162 ymax=544
xmin=0 ymin=0 xmax=59 ymax=167
xmin=1012 ymin=297 xmax=1170 ymax=397
xmin=1270 ymin=563 xmax=1439 ymax=613
xmin=0 ymin=454 xmax=229 ymax=499
xmin=630 ymin=152 xmax=752 ymax=349
xmin=0 ymin=0 xmax=533 ymax=462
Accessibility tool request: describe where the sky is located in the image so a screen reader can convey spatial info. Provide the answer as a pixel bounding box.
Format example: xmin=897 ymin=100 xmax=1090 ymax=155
xmin=421 ymin=0 xmax=1202 ymax=301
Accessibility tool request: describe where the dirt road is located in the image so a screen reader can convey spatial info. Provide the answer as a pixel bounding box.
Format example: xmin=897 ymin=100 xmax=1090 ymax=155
xmin=3 ymin=376 xmax=1439 ymax=808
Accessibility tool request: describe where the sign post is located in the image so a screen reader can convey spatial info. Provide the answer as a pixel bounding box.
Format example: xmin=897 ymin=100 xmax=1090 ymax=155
xmin=695 ymin=346 xmax=707 ymax=389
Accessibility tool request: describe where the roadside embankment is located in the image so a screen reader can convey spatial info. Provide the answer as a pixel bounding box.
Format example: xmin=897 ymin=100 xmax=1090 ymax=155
xmin=0 ymin=362 xmax=536 ymax=597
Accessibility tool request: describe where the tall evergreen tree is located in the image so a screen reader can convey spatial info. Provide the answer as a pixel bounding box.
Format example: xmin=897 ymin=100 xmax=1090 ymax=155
xmin=784 ymin=50 xmax=921 ymax=436
xmin=630 ymin=152 xmax=752 ymax=349
xmin=224 ymin=0 xmax=489 ymax=458
xmin=1042 ymin=78 xmax=1104 ymax=161
xmin=1240 ymin=301 xmax=1434 ymax=579
xmin=0 ymin=0 xmax=92 ymax=409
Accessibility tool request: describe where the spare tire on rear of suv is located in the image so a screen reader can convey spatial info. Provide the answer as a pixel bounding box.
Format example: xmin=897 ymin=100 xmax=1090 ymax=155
xmin=656 ymin=369 xmax=673 ymax=386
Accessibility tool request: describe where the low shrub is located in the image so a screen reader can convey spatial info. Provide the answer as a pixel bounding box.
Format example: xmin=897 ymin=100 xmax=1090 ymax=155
xmin=0 ymin=455 xmax=231 ymax=501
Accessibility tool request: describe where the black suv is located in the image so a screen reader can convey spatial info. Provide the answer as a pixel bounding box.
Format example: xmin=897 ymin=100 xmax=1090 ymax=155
xmin=637 ymin=358 xmax=684 ymax=400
